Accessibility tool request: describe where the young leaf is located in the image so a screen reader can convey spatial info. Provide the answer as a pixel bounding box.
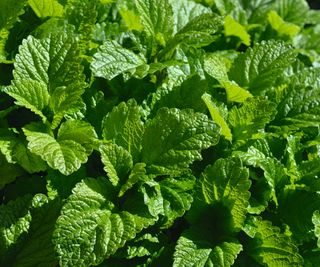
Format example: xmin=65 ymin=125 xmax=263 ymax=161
xmin=200 ymin=157 xmax=251 ymax=231
xmin=202 ymin=93 xmax=232 ymax=141
xmin=142 ymin=108 xmax=220 ymax=175
xmin=267 ymin=10 xmax=300 ymax=39
xmin=28 ymin=0 xmax=64 ymax=18
xmin=224 ymin=15 xmax=251 ymax=46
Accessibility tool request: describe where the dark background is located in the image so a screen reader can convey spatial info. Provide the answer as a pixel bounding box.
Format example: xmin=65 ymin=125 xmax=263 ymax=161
xmin=308 ymin=0 xmax=320 ymax=9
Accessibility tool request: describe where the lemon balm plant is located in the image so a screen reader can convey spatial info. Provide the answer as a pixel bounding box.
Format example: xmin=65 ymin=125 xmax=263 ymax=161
xmin=1 ymin=0 xmax=320 ymax=266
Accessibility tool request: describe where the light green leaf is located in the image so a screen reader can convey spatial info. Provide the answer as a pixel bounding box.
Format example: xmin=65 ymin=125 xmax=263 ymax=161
xmin=247 ymin=217 xmax=304 ymax=267
xmin=6 ymin=33 xmax=86 ymax=128
xmin=53 ymin=178 xmax=155 ymax=267
xmin=204 ymin=53 xmax=229 ymax=82
xmin=134 ymin=0 xmax=173 ymax=45
xmin=267 ymin=10 xmax=300 ymax=38
xmin=224 ymin=15 xmax=251 ymax=46
xmin=228 ymin=97 xmax=277 ymax=142
xmin=4 ymin=80 xmax=49 ymax=121
xmin=102 ymin=99 xmax=144 ymax=162
xmin=91 ymin=40 xmax=146 ymax=80
xmin=119 ymin=8 xmax=144 ymax=31
xmin=28 ymin=0 xmax=64 ymax=18
xmin=23 ymin=129 xmax=88 ymax=175
xmin=99 ymin=143 xmax=133 ymax=186
xmin=200 ymin=157 xmax=250 ymax=230
xmin=221 ymin=80 xmax=252 ymax=103
xmin=272 ymin=0 xmax=309 ymax=26
xmin=173 ymin=236 xmax=242 ymax=267
xmin=210 ymin=242 xmax=243 ymax=267
xmin=228 ymin=40 xmax=296 ymax=94
xmin=167 ymin=13 xmax=223 ymax=50
xmin=169 ymin=0 xmax=212 ymax=33
xmin=0 ymin=0 xmax=27 ymax=62
xmin=312 ymin=210 xmax=320 ymax=248
xmin=58 ymin=119 xmax=98 ymax=153
xmin=202 ymin=93 xmax=232 ymax=141
xmin=142 ymin=108 xmax=220 ymax=175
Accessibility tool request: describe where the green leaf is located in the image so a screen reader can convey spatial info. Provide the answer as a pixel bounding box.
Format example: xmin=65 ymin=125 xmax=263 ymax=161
xmin=58 ymin=119 xmax=98 ymax=153
xmin=247 ymin=217 xmax=304 ymax=267
xmin=4 ymin=33 xmax=86 ymax=128
xmin=228 ymin=40 xmax=296 ymax=94
xmin=119 ymin=163 xmax=147 ymax=197
xmin=65 ymin=0 xmax=98 ymax=52
xmin=273 ymin=69 xmax=320 ymax=128
xmin=204 ymin=52 xmax=229 ymax=82
xmin=173 ymin=236 xmax=242 ymax=267
xmin=0 ymin=195 xmax=33 ymax=257
xmin=228 ymin=97 xmax=277 ymax=142
xmin=99 ymin=143 xmax=133 ymax=186
xmin=147 ymin=75 xmax=208 ymax=115
xmin=28 ymin=0 xmax=64 ymax=18
xmin=200 ymin=157 xmax=251 ymax=230
xmin=169 ymin=0 xmax=212 ymax=32
xmin=0 ymin=154 xmax=25 ymax=189
xmin=102 ymin=99 xmax=144 ymax=162
xmin=278 ymin=188 xmax=320 ymax=243
xmin=272 ymin=0 xmax=309 ymax=26
xmin=267 ymin=10 xmax=300 ymax=38
xmin=167 ymin=13 xmax=223 ymax=50
xmin=4 ymin=80 xmax=50 ymax=122
xmin=202 ymin=93 xmax=232 ymax=141
xmin=91 ymin=40 xmax=146 ymax=80
xmin=1 ymin=194 xmax=60 ymax=267
xmin=23 ymin=127 xmax=88 ymax=175
xmin=224 ymin=15 xmax=251 ymax=46
xmin=236 ymin=144 xmax=288 ymax=206
xmin=134 ymin=0 xmax=174 ymax=45
xmin=12 ymin=139 xmax=47 ymax=173
xmin=221 ymin=80 xmax=252 ymax=103
xmin=53 ymin=177 xmax=155 ymax=267
xmin=142 ymin=108 xmax=220 ymax=175
xmin=0 ymin=0 xmax=27 ymax=62
xmin=142 ymin=175 xmax=195 ymax=226
xmin=312 ymin=210 xmax=320 ymax=248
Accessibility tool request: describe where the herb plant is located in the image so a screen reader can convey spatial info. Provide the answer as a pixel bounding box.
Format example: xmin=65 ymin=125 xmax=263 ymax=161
xmin=1 ymin=0 xmax=320 ymax=266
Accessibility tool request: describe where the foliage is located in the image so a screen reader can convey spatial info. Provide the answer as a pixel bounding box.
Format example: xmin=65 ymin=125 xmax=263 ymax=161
xmin=1 ymin=0 xmax=320 ymax=266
